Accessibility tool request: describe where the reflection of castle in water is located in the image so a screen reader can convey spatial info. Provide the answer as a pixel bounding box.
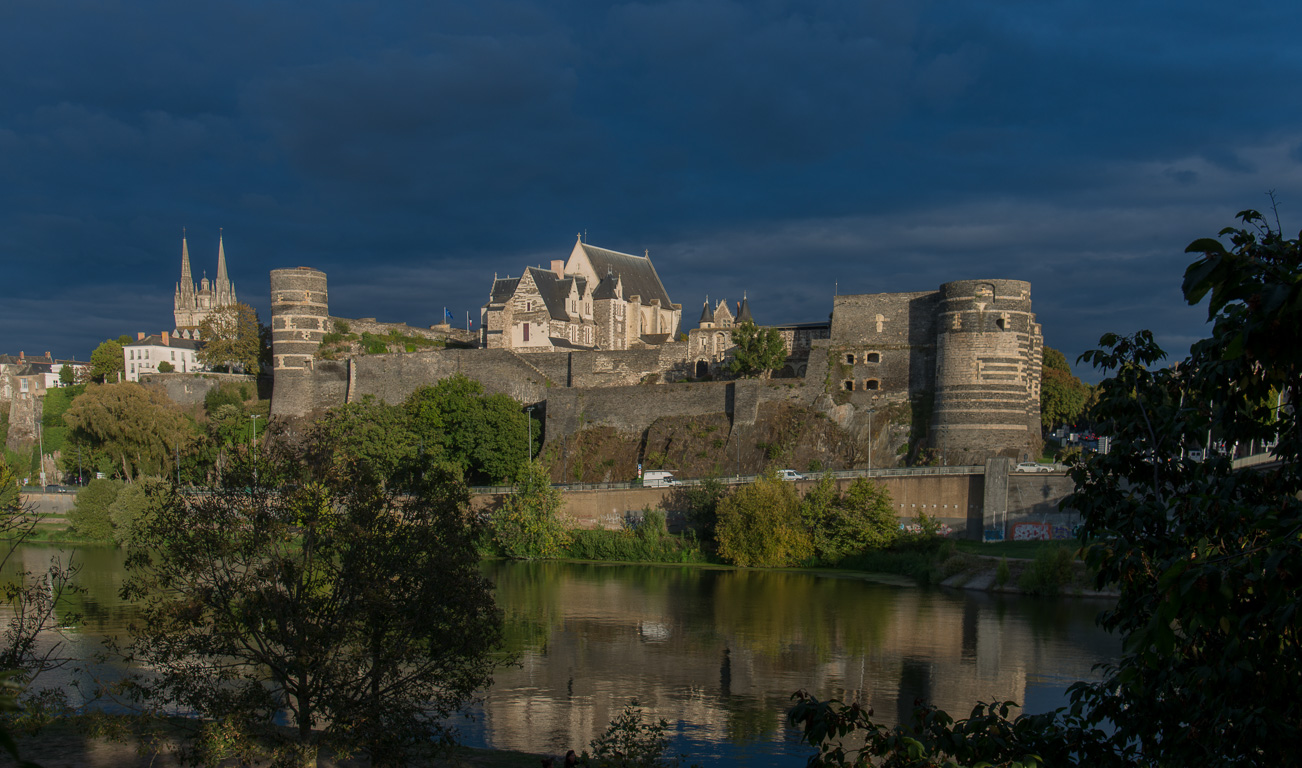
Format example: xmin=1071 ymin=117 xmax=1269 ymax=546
xmin=476 ymin=563 xmax=1117 ymax=760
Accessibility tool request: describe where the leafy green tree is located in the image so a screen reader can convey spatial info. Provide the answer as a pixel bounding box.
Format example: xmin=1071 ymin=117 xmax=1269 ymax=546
xmin=57 ymin=365 xmax=75 ymax=385
xmin=670 ymin=475 xmax=731 ymax=543
xmin=107 ymin=476 xmax=169 ymax=546
xmin=197 ymin=302 xmax=263 ymax=375
xmin=1040 ymin=346 xmax=1091 ymax=429
xmin=67 ymin=478 xmax=122 ymax=541
xmin=63 ymin=383 xmax=194 ymax=480
xmin=405 ymin=375 xmax=535 ymax=484
xmin=155 ymin=361 xmax=174 ymax=373
xmin=716 ymin=473 xmax=812 ymax=567
xmin=799 ymin=476 xmax=897 ymax=563
xmin=308 ymin=398 xmax=418 ymax=489
xmin=88 ymin=339 xmax=125 ymax=383
xmin=492 ymin=460 xmax=569 ymax=559
xmin=729 ymin=321 xmax=787 ymax=378
xmin=121 ymin=450 xmax=503 ymax=767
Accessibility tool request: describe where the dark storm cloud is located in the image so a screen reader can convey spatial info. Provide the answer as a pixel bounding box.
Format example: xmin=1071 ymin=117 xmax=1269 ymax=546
xmin=3 ymin=0 xmax=1302 ymax=381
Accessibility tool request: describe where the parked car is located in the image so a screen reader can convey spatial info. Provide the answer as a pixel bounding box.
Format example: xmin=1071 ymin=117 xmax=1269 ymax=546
xmin=777 ymin=469 xmax=805 ymax=482
xmin=1014 ymin=462 xmax=1053 ymax=473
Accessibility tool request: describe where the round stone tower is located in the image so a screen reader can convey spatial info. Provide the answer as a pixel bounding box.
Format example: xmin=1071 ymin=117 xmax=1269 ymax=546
xmin=931 ymin=279 xmax=1042 ymax=463
xmin=269 ymin=267 xmax=331 ymax=418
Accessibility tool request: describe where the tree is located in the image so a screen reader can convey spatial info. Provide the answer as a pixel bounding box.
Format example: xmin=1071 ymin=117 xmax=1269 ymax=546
xmin=307 ymin=397 xmax=418 ymax=489
xmin=67 ymin=478 xmax=122 ymax=541
xmin=155 ymin=361 xmax=174 ymax=373
xmin=88 ymin=338 xmax=125 ymax=383
xmin=729 ymin=321 xmax=787 ymax=378
xmin=800 ymin=476 xmax=896 ymax=563
xmin=197 ymin=302 xmax=263 ymax=375
xmin=405 ymin=374 xmax=535 ymax=484
xmin=121 ymin=449 xmax=504 ymax=767
xmin=492 ymin=459 xmax=570 ymax=559
xmin=58 ymin=365 xmax=75 ymax=385
xmin=787 ymin=208 xmax=1302 ymax=766
xmin=63 ymin=383 xmax=194 ymax=480
xmin=1040 ymin=346 xmax=1091 ymax=429
xmin=715 ymin=473 xmax=812 ymax=567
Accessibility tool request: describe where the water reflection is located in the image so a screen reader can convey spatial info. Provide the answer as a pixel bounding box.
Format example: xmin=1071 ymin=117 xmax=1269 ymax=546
xmin=1 ymin=548 xmax=1119 ymax=766
xmin=475 ymin=562 xmax=1118 ymax=764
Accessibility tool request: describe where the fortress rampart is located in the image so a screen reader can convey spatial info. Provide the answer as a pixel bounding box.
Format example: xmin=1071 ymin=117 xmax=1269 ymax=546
xmin=269 ymin=267 xmax=1042 ymax=462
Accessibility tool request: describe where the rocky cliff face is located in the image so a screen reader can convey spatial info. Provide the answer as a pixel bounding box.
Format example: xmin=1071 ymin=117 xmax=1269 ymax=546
xmin=542 ymin=401 xmax=911 ymax=483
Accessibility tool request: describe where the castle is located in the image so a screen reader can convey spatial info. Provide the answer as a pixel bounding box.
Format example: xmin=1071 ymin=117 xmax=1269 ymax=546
xmin=482 ymin=237 xmax=682 ymax=351
xmin=269 ymin=241 xmax=1043 ymax=464
xmin=173 ymin=231 xmax=238 ymax=339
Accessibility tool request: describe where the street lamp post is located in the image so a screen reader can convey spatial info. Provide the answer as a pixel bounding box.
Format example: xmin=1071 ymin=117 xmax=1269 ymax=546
xmin=867 ymin=408 xmax=874 ymax=470
xmin=250 ymin=414 xmax=263 ymax=483
xmin=524 ymin=405 xmax=536 ymax=462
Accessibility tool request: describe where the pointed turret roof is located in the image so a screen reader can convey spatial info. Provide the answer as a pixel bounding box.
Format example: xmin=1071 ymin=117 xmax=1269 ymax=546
xmin=699 ymin=296 xmax=712 ymax=325
xmin=737 ymin=293 xmax=754 ymax=324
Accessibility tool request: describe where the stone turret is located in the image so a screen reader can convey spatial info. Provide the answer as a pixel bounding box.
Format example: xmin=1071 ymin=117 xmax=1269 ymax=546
xmin=932 ymin=279 xmax=1042 ymax=462
xmin=270 ymin=267 xmax=339 ymax=418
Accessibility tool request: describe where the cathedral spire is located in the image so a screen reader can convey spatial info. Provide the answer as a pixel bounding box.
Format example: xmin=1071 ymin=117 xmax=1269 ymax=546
xmin=179 ymin=229 xmax=194 ymax=293
xmin=216 ymin=229 xmax=229 ymax=288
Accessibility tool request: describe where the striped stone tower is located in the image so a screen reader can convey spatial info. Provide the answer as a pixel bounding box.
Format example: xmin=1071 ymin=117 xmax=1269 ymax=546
xmin=269 ymin=267 xmax=330 ymax=417
xmin=931 ymin=279 xmax=1043 ymax=462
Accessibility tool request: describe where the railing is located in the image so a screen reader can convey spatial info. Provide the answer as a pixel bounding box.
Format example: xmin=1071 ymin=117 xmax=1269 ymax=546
xmin=470 ymin=465 xmax=987 ymax=494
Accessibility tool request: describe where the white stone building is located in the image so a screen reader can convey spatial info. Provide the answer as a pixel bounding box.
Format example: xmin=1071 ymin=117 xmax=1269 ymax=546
xmin=124 ymin=332 xmax=203 ymax=382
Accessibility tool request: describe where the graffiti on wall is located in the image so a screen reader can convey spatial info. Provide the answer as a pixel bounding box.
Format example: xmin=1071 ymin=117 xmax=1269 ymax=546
xmin=1012 ymin=522 xmax=1075 ymax=541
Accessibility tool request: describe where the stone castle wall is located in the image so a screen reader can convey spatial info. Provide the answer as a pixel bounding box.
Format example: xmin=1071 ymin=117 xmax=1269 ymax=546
xmin=269 ymin=266 xmax=1042 ymax=462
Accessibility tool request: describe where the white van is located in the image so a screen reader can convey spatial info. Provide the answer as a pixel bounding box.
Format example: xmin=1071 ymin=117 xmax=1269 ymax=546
xmin=643 ymin=470 xmax=678 ymax=487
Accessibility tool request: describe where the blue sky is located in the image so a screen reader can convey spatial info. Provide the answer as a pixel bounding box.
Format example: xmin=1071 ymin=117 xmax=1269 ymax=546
xmin=4 ymin=0 xmax=1301 ymax=380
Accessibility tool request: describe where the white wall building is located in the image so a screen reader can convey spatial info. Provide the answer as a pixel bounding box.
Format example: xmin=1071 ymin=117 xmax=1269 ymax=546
xmin=124 ymin=332 xmax=203 ymax=382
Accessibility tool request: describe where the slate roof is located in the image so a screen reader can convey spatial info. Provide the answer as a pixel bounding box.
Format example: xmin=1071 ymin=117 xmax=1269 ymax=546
xmin=592 ymin=272 xmax=622 ymax=300
xmin=579 ymin=244 xmax=672 ymax=307
xmin=126 ymin=334 xmax=201 ymax=350
xmin=698 ymin=300 xmax=712 ymax=324
xmin=526 ymin=267 xmax=574 ymax=322
xmin=488 ymin=277 xmax=520 ymax=305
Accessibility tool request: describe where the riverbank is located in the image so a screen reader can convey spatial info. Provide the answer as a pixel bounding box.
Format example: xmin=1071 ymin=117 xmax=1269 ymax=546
xmin=12 ymin=716 xmax=545 ymax=768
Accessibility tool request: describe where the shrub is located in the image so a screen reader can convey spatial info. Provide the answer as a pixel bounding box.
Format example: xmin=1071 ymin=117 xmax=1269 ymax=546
xmin=204 ymin=382 xmax=246 ymax=413
xmin=68 ymin=479 xmax=123 ymax=540
xmin=716 ymin=474 xmax=811 ymax=567
xmin=492 ymin=461 xmax=570 ymax=559
xmin=156 ymin=361 xmax=174 ymax=373
xmin=107 ymin=477 xmax=171 ymax=546
xmin=584 ymin=700 xmax=685 ymax=768
xmin=995 ymin=557 xmax=1011 ymax=587
xmin=1017 ymin=545 xmax=1074 ymax=595
xmin=800 ymin=476 xmax=897 ymax=563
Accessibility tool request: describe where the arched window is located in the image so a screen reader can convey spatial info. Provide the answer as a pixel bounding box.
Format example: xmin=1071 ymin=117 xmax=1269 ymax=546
xmin=696 ymin=360 xmax=709 ymax=378
xmin=844 ymin=353 xmax=855 ymax=364
xmin=864 ymin=379 xmax=880 ymax=391
xmin=843 ymin=380 xmax=855 ymax=391
xmin=865 ymin=352 xmax=880 ymax=363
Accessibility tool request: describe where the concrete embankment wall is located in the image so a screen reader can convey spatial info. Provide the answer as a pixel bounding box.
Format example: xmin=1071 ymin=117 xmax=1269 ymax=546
xmin=21 ymin=493 xmax=75 ymax=522
xmin=471 ymin=470 xmax=1070 ymax=540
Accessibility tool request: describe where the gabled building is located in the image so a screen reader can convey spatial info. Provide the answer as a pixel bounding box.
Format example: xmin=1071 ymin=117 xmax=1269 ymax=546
xmin=481 ymin=237 xmax=682 ymax=352
xmin=124 ymin=331 xmax=203 ymax=382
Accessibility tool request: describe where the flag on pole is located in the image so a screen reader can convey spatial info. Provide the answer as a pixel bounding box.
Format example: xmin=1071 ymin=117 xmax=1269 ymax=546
xmin=445 ymin=308 xmax=454 ymax=321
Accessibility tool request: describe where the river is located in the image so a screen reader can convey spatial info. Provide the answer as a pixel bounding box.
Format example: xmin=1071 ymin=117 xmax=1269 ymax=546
xmin=7 ymin=546 xmax=1120 ymax=765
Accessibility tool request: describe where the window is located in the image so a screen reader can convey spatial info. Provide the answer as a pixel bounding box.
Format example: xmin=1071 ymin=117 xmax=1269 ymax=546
xmin=523 ymin=322 xmax=530 ymax=342
xmin=170 ymin=351 xmax=175 ymax=360
xmin=526 ymin=300 xmax=533 ymax=312
xmin=865 ymin=352 xmax=880 ymax=363
xmin=865 ymin=379 xmax=880 ymax=391
xmin=996 ymin=317 xmax=1006 ymax=330
xmin=843 ymin=380 xmax=855 ymax=391
xmin=844 ymin=353 xmax=855 ymax=364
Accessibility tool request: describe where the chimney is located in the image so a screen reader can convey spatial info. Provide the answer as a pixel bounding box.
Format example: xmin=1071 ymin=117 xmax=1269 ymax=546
xmin=162 ymin=331 xmax=170 ymax=346
xmin=551 ymin=260 xmax=565 ymax=277
xmin=137 ymin=332 xmax=146 ymax=340
xmin=18 ymin=351 xmax=23 ymax=362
